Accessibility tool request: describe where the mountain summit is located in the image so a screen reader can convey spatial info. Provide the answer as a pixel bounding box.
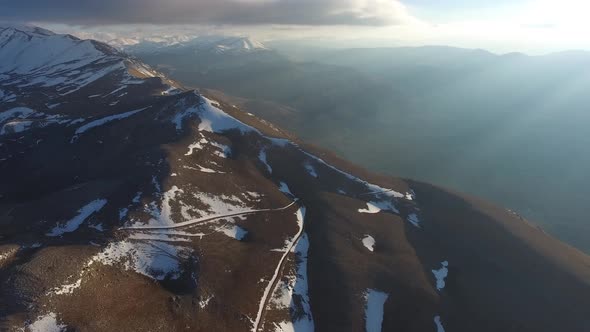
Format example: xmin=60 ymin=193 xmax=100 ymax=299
xmin=1 ymin=27 xmax=589 ymax=332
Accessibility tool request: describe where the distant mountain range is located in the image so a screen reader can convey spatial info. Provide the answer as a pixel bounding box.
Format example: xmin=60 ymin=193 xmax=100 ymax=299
xmin=1 ymin=25 xmax=589 ymax=332
xmin=121 ymin=35 xmax=269 ymax=55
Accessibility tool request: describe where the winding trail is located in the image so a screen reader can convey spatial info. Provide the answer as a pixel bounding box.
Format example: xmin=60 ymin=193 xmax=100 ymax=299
xmin=251 ymin=205 xmax=306 ymax=332
xmin=120 ymin=200 xmax=298 ymax=231
xmin=122 ymin=195 xmax=305 ymax=332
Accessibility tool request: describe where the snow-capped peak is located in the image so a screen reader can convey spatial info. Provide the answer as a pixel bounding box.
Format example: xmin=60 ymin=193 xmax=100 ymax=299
xmin=0 ymin=24 xmax=171 ymax=101
xmin=188 ymin=35 xmax=268 ymax=54
xmin=106 ymin=37 xmax=141 ymax=48
xmin=0 ymin=25 xmax=112 ymax=74
xmin=124 ymin=35 xmax=269 ymax=55
xmin=0 ymin=24 xmax=56 ymax=37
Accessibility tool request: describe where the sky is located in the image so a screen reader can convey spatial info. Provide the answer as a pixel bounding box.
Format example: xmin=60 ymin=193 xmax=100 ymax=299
xmin=1 ymin=0 xmax=590 ymax=54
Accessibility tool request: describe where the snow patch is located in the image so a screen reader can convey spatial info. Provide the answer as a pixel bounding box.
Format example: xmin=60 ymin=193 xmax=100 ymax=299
xmin=46 ymin=199 xmax=107 ymax=236
xmin=432 ymin=261 xmax=449 ymax=291
xmin=362 ymin=235 xmax=376 ymax=252
xmin=297 ymin=150 xmax=407 ymax=217
xmin=72 ymin=106 xmax=149 ymax=140
xmin=144 ymin=186 xmax=183 ymax=227
xmin=27 ymin=313 xmax=66 ymax=332
xmin=259 ymin=149 xmax=272 ymax=174
xmin=365 ymin=289 xmax=389 ymax=332
xmin=0 ymin=120 xmax=33 ymax=135
xmin=278 ymin=182 xmax=294 ymax=197
xmin=119 ymin=208 xmax=129 ymax=221
xmin=104 ymin=85 xmax=126 ymax=97
xmin=132 ymin=192 xmax=142 ymax=203
xmin=50 ymin=278 xmax=82 ymax=295
xmin=196 ymin=193 xmax=250 ymax=216
xmin=161 ymin=85 xmax=181 ymax=96
xmin=172 ymin=106 xmax=199 ymax=131
xmin=434 ymin=316 xmax=445 ymax=332
xmin=199 ymin=294 xmax=214 ymax=308
xmin=183 ymin=164 xmax=222 ymax=174
xmin=185 ymin=137 xmax=209 ymax=155
xmin=303 ymin=162 xmax=318 ymax=178
xmin=358 ymin=200 xmax=399 ymax=214
xmin=94 ymin=240 xmax=189 ymax=280
xmin=210 ymin=141 xmax=231 ymax=158
xmin=407 ymin=213 xmax=421 ymax=228
xmin=185 ymin=135 xmax=230 ymax=158
xmin=0 ymin=107 xmax=35 ymax=123
xmin=89 ymin=223 xmax=104 ymax=232
xmin=358 ymin=202 xmax=382 ymax=214
xmin=246 ymin=191 xmax=262 ymax=200
xmin=216 ymin=224 xmax=248 ymax=240
xmin=0 ymin=92 xmax=16 ymax=102
xmin=132 ymin=187 xmax=252 ymax=229
xmin=199 ymin=97 xmax=254 ymax=134
xmin=174 ymin=96 xmax=254 ymax=134
xmin=59 ymin=62 xmax=126 ymax=96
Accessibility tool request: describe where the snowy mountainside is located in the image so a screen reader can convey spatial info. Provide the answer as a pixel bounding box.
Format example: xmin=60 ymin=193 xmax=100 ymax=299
xmin=0 ymin=25 xmax=178 ymax=107
xmin=0 ymin=25 xmax=116 ymax=74
xmin=1 ymin=26 xmax=589 ymax=332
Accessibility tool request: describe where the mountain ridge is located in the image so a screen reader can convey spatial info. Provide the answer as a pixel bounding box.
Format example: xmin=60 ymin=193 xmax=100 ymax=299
xmin=134 ymin=34 xmax=590 ymax=255
xmin=1 ymin=26 xmax=589 ymax=332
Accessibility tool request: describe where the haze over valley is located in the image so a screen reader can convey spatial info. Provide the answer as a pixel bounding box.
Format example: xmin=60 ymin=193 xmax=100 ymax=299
xmin=127 ymin=38 xmax=590 ymax=253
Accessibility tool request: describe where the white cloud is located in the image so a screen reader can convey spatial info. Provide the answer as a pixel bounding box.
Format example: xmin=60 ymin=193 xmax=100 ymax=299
xmin=3 ymin=0 xmax=417 ymax=26
xmin=34 ymin=0 xmax=590 ymax=54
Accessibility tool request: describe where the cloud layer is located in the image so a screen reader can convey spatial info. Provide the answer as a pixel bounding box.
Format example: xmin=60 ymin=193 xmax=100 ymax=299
xmin=1 ymin=0 xmax=414 ymax=26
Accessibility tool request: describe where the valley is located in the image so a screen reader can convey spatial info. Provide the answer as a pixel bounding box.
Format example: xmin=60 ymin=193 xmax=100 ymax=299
xmin=128 ymin=40 xmax=590 ymax=254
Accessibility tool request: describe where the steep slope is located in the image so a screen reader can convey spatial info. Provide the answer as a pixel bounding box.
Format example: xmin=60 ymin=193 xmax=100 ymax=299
xmin=1 ymin=26 xmax=589 ymax=332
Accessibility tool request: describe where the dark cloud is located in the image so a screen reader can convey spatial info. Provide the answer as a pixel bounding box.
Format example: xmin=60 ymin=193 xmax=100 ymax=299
xmin=0 ymin=0 xmax=412 ymax=26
